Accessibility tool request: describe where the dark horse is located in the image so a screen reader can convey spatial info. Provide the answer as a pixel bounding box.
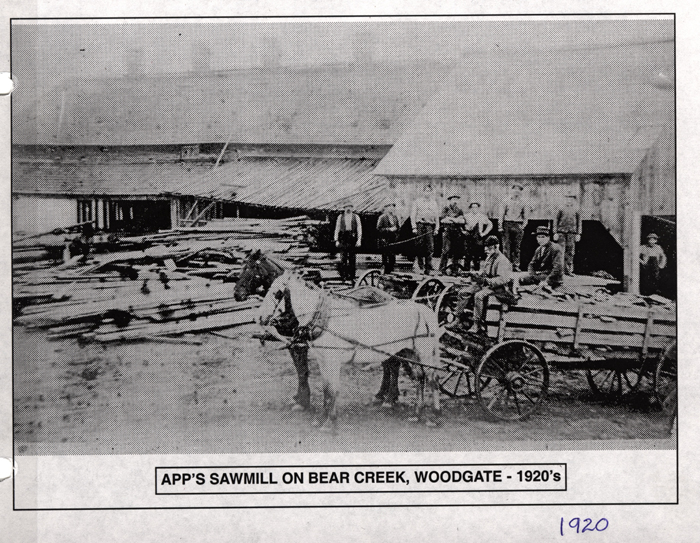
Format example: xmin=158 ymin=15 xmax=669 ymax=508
xmin=232 ymin=250 xmax=312 ymax=409
xmin=233 ymin=250 xmax=286 ymax=302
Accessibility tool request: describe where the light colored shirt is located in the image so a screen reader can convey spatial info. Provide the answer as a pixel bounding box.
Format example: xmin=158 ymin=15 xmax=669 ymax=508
xmin=334 ymin=212 xmax=362 ymax=245
xmin=411 ymin=197 xmax=440 ymax=230
xmin=640 ymin=244 xmax=666 ymax=268
xmin=464 ymin=210 xmax=493 ymax=237
xmin=500 ymin=196 xmax=528 ymax=223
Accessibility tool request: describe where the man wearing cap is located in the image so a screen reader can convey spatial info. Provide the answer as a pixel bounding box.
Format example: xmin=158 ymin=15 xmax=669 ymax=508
xmin=640 ymin=233 xmax=667 ymax=296
xmin=410 ymin=185 xmax=440 ymax=274
xmin=553 ymin=194 xmax=581 ymax=276
xmin=334 ymin=203 xmax=362 ymax=282
xmin=439 ymin=194 xmax=466 ymax=275
xmin=498 ymin=184 xmax=529 ymax=271
xmin=464 ymin=201 xmax=493 ymax=271
xmin=516 ymin=226 xmax=564 ymax=289
xmin=376 ymin=202 xmax=400 ymax=274
xmin=467 ymin=235 xmax=513 ymax=334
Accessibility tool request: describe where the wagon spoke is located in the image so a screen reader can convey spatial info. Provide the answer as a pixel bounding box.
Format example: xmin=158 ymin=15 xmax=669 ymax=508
xmin=451 ymin=372 xmax=463 ymax=397
xmin=520 ymin=389 xmax=538 ymax=405
xmin=487 ymin=387 xmax=507 ymax=410
xmin=511 ymin=389 xmax=522 ymax=416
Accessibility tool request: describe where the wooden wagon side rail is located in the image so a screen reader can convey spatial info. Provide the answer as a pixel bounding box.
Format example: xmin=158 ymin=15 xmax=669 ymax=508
xmin=484 ymin=297 xmax=675 ymax=352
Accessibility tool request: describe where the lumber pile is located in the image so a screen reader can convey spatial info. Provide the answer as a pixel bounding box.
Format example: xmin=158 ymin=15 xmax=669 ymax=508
xmin=13 ymin=216 xmax=324 ymax=342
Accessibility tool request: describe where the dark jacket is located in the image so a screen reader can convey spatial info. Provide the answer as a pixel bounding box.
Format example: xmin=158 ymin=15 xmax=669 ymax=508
xmin=528 ymin=241 xmax=564 ymax=287
xmin=376 ymin=212 xmax=399 ymax=241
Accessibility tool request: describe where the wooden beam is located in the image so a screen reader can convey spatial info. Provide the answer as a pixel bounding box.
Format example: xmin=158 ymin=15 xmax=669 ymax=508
xmin=188 ymin=200 xmax=218 ymax=226
xmin=573 ymin=303 xmax=584 ymax=349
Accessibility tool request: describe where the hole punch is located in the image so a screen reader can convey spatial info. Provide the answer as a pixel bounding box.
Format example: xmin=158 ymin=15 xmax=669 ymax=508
xmin=0 ymin=73 xmax=16 ymax=96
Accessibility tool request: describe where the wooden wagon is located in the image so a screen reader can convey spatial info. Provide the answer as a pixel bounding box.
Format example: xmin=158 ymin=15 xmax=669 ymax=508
xmin=356 ymin=269 xmax=677 ymax=421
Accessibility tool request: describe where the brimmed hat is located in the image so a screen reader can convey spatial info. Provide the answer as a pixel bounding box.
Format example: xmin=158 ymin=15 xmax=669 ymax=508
xmin=383 ymin=202 xmax=396 ymax=209
xmin=484 ymin=235 xmax=500 ymax=247
xmin=535 ymin=226 xmax=550 ymax=236
xmin=469 ymin=202 xmax=481 ymax=208
xmin=447 ymin=194 xmax=461 ymax=201
xmin=647 ymin=232 xmax=659 ymax=240
xmin=512 ymin=183 xmax=524 ymax=191
xmin=343 ymin=202 xmax=354 ymax=209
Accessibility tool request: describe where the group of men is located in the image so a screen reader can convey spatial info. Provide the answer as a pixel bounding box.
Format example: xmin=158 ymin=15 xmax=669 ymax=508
xmin=334 ymin=183 xmax=582 ymax=286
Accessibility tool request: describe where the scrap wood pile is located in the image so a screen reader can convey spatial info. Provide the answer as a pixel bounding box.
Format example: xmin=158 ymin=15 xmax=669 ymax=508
xmin=484 ymin=282 xmax=676 ymax=360
xmin=13 ymin=216 xmax=321 ymax=342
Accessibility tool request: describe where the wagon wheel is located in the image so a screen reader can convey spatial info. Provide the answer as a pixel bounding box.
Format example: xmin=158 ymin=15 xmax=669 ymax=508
xmin=437 ymin=361 xmax=473 ymax=399
xmin=435 ymin=284 xmax=461 ymax=327
xmin=585 ymin=365 xmax=652 ymax=397
xmin=411 ymin=277 xmax=444 ymax=310
xmin=475 ymin=340 xmax=549 ymax=421
xmin=355 ymin=269 xmax=383 ymax=289
xmin=654 ymin=340 xmax=677 ymax=407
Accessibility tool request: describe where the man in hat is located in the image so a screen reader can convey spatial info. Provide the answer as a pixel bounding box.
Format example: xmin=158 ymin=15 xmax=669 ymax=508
xmin=438 ymin=194 xmax=466 ymax=275
xmin=498 ymin=183 xmax=529 ymax=271
xmin=467 ymin=235 xmax=513 ymax=334
xmin=516 ymin=226 xmax=564 ymax=290
xmin=410 ymin=185 xmax=440 ymax=274
xmin=334 ymin=202 xmax=362 ymax=282
xmin=463 ymin=201 xmax=493 ymax=271
xmin=640 ymin=232 xmax=667 ymax=296
xmin=376 ymin=202 xmax=400 ymax=274
xmin=553 ymin=194 xmax=581 ymax=276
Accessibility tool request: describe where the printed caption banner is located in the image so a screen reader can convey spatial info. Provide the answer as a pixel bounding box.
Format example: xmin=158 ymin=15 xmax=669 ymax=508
xmin=156 ymin=463 xmax=567 ymax=494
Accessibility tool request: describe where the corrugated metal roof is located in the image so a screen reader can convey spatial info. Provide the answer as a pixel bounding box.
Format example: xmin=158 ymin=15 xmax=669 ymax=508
xmin=374 ymin=41 xmax=674 ymax=177
xmin=12 ymin=160 xmax=219 ymax=198
xmin=13 ymin=62 xmax=451 ymax=147
xmin=175 ymin=157 xmax=389 ymax=213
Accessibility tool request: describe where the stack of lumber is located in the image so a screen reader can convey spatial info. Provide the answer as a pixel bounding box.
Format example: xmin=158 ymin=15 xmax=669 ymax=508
xmin=485 ymin=290 xmax=676 ymax=355
xmin=13 ymin=216 xmax=328 ymax=342
xmin=15 ymin=274 xmax=261 ymax=342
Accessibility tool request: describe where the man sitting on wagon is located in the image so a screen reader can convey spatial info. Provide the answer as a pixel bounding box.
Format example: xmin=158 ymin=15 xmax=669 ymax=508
xmin=466 ymin=235 xmax=514 ymax=334
xmin=514 ymin=225 xmax=564 ymax=291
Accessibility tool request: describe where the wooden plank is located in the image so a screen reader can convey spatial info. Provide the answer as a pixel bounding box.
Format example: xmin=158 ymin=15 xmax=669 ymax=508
xmin=91 ymin=308 xmax=257 ymax=342
xmin=574 ymin=303 xmax=584 ymax=349
xmin=642 ymin=310 xmax=655 ymax=357
xmin=503 ymin=296 xmax=675 ymax=323
xmin=497 ymin=304 xmax=507 ymax=342
xmin=484 ymin=308 xmax=676 ymax=337
xmin=486 ymin=325 xmax=670 ymax=351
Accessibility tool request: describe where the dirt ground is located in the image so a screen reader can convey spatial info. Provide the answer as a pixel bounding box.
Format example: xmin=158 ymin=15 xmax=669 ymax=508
xmin=13 ymin=324 xmax=674 ymax=456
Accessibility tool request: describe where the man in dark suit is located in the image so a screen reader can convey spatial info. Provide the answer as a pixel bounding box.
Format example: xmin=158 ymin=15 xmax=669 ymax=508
xmin=516 ymin=225 xmax=564 ymax=289
xmin=376 ymin=202 xmax=400 ymax=274
xmin=334 ymin=203 xmax=363 ymax=282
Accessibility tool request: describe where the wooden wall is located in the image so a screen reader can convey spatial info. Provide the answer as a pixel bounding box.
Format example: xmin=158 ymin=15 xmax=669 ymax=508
xmin=12 ymin=195 xmax=75 ymax=235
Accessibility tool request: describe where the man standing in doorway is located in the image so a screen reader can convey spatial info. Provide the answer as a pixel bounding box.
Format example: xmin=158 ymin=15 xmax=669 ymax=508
xmin=553 ymin=194 xmax=581 ymax=276
xmin=640 ymin=233 xmax=667 ymax=296
xmin=439 ymin=194 xmax=466 ymax=275
xmin=334 ymin=202 xmax=362 ymax=283
xmin=464 ymin=201 xmax=493 ymax=271
xmin=376 ymin=202 xmax=400 ymax=274
xmin=411 ymin=185 xmax=440 ymax=275
xmin=499 ymin=184 xmax=528 ymax=271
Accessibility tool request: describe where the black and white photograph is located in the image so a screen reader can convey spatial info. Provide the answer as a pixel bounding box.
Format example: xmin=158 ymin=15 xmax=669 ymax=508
xmin=5 ymin=11 xmax=687 ymax=526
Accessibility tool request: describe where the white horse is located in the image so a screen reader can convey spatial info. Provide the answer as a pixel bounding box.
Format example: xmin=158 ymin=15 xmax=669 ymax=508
xmin=258 ymin=271 xmax=441 ymax=432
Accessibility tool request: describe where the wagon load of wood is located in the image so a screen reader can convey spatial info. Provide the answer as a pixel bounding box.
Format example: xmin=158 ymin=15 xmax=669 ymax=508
xmin=484 ymin=292 xmax=675 ymax=355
